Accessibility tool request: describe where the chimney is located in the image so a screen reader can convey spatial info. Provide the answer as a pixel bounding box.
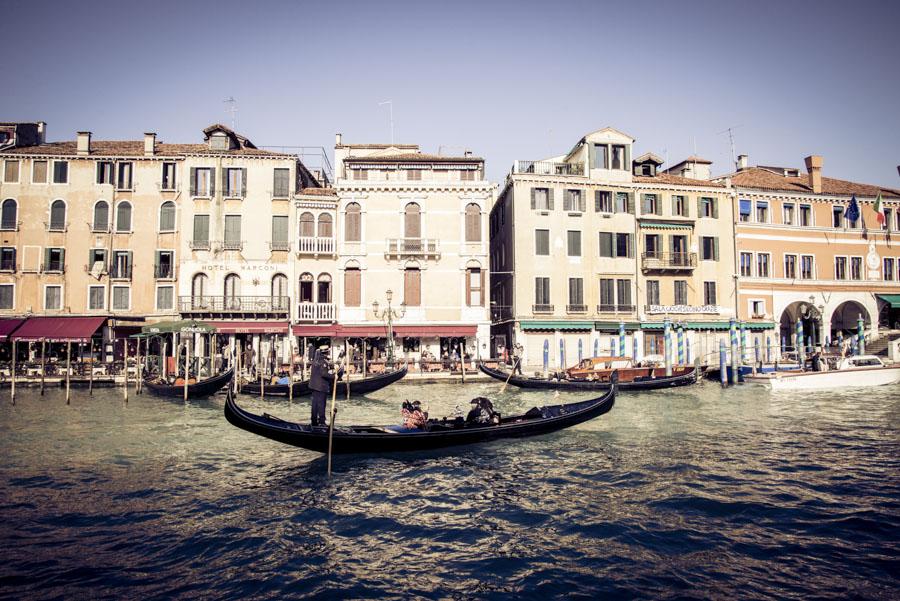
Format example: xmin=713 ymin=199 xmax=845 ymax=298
xmin=36 ymin=121 xmax=47 ymax=143
xmin=76 ymin=131 xmax=92 ymax=155
xmin=335 ymin=133 xmax=342 ymax=147
xmin=737 ymin=154 xmax=748 ymax=171
xmin=464 ymin=149 xmax=472 ymax=157
xmin=804 ymin=155 xmax=823 ymax=194
xmin=144 ymin=132 xmax=156 ymax=156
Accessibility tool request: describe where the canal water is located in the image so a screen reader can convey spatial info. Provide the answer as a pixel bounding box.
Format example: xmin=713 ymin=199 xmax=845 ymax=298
xmin=1 ymin=380 xmax=898 ymax=599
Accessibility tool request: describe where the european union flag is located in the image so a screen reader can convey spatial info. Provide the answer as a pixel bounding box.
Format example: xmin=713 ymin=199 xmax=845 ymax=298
xmin=844 ymin=195 xmax=860 ymax=225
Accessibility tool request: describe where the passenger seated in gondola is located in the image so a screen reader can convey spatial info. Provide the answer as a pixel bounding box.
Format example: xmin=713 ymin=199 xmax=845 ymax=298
xmin=400 ymin=400 xmax=428 ymax=430
xmin=466 ymin=397 xmax=500 ymax=425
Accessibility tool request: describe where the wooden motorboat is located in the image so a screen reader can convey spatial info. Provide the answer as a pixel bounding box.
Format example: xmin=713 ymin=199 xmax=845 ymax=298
xmin=743 ymin=355 xmax=900 ymax=390
xmin=241 ymin=365 xmax=408 ymax=397
xmin=478 ymin=362 xmax=696 ymax=391
xmin=224 ymin=377 xmax=616 ymax=454
xmin=143 ymin=368 xmax=234 ymax=399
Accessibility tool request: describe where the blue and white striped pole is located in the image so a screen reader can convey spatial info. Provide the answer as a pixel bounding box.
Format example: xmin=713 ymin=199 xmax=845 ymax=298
xmin=740 ymin=322 xmax=747 ymax=364
xmin=754 ymin=337 xmax=760 ymax=366
xmin=719 ymin=340 xmax=727 ymax=388
xmin=619 ymin=322 xmax=626 ymax=358
xmin=677 ymin=325 xmax=685 ymax=365
xmin=857 ymin=314 xmax=865 ymax=355
xmin=796 ymin=318 xmax=805 ymax=365
xmin=766 ymin=336 xmax=772 ymax=364
xmin=729 ymin=318 xmax=739 ymax=384
xmin=664 ymin=318 xmax=673 ymax=377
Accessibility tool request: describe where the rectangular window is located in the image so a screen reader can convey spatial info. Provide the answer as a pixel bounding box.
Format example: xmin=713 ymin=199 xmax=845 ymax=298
xmin=593 ymin=144 xmax=608 ymax=169
xmin=799 ymin=204 xmax=812 ymax=226
xmin=611 ymin=145 xmax=625 ymax=170
xmin=535 ymin=229 xmax=549 ymax=256
xmin=0 ymin=284 xmax=13 ymax=309
xmin=535 ymin=277 xmax=550 ymax=305
xmin=568 ymin=278 xmax=584 ymax=308
xmin=701 ymin=197 xmax=718 ymax=219
xmin=834 ymin=256 xmax=847 ymax=280
xmin=755 ymin=200 xmax=768 ymax=223
xmin=751 ymin=300 xmax=765 ymax=317
xmin=615 ymin=233 xmax=632 ymax=258
xmin=646 ymin=280 xmax=660 ymax=306
xmin=191 ymin=167 xmax=213 ymax=197
xmin=595 ymin=191 xmax=612 ymax=213
xmin=567 ymin=230 xmax=581 ymax=257
xmin=884 ymin=208 xmax=893 ymax=231
xmin=156 ymin=285 xmax=174 ymax=311
xmin=564 ymin=189 xmax=584 ymax=212
xmin=801 ymin=255 xmax=815 ymax=279
xmin=599 ymin=279 xmax=615 ymax=309
xmin=616 ymin=279 xmax=632 ymax=308
xmin=32 ymin=160 xmax=48 ymax=183
xmin=703 ymin=281 xmax=717 ymax=306
xmin=344 ymin=268 xmax=361 ymax=306
xmin=738 ymin=199 xmax=751 ymax=222
xmin=273 ymin=168 xmax=290 ymax=197
xmin=532 ymin=188 xmax=551 ymax=211
xmin=96 ymin=161 xmax=113 ymax=185
xmin=271 ymin=215 xmax=289 ymax=250
xmin=161 ymin=162 xmax=177 ymax=190
xmin=3 ymin=160 xmax=19 ymax=183
xmin=404 ymin=268 xmax=421 ymax=306
xmin=192 ymin=215 xmax=210 ymax=247
xmin=644 ymin=233 xmax=660 ymax=256
xmin=407 ymin=169 xmax=422 ymax=181
xmin=701 ymin=236 xmax=719 ymax=261
xmin=885 ymin=258 xmax=895 ymax=281
xmin=674 ymin=280 xmax=688 ymax=305
xmin=850 ymin=256 xmax=862 ymax=280
xmin=740 ymin=252 xmax=753 ymax=277
xmin=44 ymin=285 xmax=62 ymax=310
xmin=467 ymin=268 xmax=484 ymax=306
xmin=352 ymin=169 xmax=367 ymax=181
xmin=112 ymin=285 xmax=130 ymax=311
xmin=672 ymin=195 xmax=687 ymax=217
xmin=155 ymin=251 xmax=174 ymax=279
xmin=460 ymin=169 xmax=475 ymax=181
xmin=756 ymin=253 xmax=770 ymax=277
xmin=116 ymin=162 xmax=133 ymax=190
xmin=0 ymin=247 xmax=15 ymax=271
xmin=598 ymin=232 xmax=613 ymax=258
xmin=224 ymin=215 xmax=242 ymax=249
xmin=111 ymin=250 xmax=132 ymax=279
xmin=784 ymin=254 xmax=797 ymax=279
xmin=52 ymin=160 xmax=68 ymax=184
xmin=44 ymin=247 xmax=65 ymax=272
xmin=833 ymin=205 xmax=844 ymax=228
xmin=88 ymin=249 xmax=107 ymax=274
xmin=615 ymin=192 xmax=630 ymax=213
xmin=641 ymin=194 xmax=661 ymax=215
xmin=88 ymin=286 xmax=105 ymax=310
xmin=783 ymin=203 xmax=795 ymax=225
xmin=224 ymin=168 xmax=246 ymax=198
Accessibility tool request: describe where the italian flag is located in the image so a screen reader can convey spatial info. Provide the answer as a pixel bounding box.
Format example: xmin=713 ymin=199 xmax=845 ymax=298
xmin=874 ymin=193 xmax=885 ymax=226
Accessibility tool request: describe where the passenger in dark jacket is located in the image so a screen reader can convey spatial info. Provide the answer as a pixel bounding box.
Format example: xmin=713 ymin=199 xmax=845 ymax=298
xmin=309 ymin=347 xmax=344 ymax=427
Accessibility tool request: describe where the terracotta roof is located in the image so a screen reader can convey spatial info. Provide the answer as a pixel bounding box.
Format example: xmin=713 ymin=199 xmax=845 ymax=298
xmin=298 ymin=187 xmax=337 ymax=197
xmin=730 ymin=167 xmax=900 ymax=198
xmin=337 ymin=143 xmax=419 ymax=150
xmin=0 ymin=140 xmax=293 ymax=158
xmin=346 ymin=153 xmax=482 ymax=163
xmin=633 ymin=173 xmax=725 ymax=188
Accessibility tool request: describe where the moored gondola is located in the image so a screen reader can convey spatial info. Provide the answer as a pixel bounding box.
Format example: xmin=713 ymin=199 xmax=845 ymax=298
xmin=478 ymin=362 xmax=696 ymax=391
xmin=143 ymin=368 xmax=234 ymax=399
xmin=242 ymin=365 xmax=408 ymax=398
xmin=224 ymin=375 xmax=616 ymax=454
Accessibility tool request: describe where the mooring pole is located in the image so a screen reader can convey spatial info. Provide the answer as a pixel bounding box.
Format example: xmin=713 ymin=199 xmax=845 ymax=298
xmin=123 ymin=338 xmax=129 ymax=402
xmin=183 ymin=338 xmax=189 ymax=402
xmin=719 ymin=340 xmax=727 ymax=388
xmin=65 ymin=341 xmax=71 ymax=405
xmin=11 ymin=339 xmax=16 ymax=404
xmin=89 ymin=340 xmax=94 ymax=395
xmin=40 ymin=339 xmax=46 ymax=396
xmin=345 ymin=339 xmax=351 ymax=400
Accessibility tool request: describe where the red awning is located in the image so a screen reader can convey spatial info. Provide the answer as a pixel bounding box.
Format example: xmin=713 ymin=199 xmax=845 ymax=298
xmin=205 ymin=321 xmax=290 ymax=334
xmin=0 ymin=318 xmax=26 ymax=341
xmin=11 ymin=316 xmax=107 ymax=342
xmin=291 ymin=324 xmax=477 ymax=338
xmin=393 ymin=325 xmax=477 ymax=337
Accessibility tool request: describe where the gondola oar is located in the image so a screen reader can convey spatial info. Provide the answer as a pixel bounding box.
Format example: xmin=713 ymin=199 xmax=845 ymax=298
xmin=500 ymin=357 xmax=521 ymax=394
xmin=326 ymin=352 xmax=340 ymax=477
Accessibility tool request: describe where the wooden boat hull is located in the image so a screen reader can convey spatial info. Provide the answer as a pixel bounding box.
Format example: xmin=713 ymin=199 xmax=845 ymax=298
xmin=143 ymin=368 xmax=234 ymax=399
xmin=242 ymin=366 xmax=408 ymax=398
xmin=745 ymin=365 xmax=900 ymax=390
xmin=224 ymin=383 xmax=615 ymax=454
xmin=477 ymin=363 xmax=696 ymax=391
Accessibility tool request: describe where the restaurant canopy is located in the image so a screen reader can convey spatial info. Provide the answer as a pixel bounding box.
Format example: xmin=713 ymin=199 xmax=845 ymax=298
xmin=0 ymin=318 xmax=26 ymax=341
xmin=140 ymin=319 xmax=217 ymax=335
xmin=203 ymin=321 xmax=289 ymax=334
xmin=11 ymin=316 xmax=107 ymax=342
xmin=291 ymin=324 xmax=477 ymax=337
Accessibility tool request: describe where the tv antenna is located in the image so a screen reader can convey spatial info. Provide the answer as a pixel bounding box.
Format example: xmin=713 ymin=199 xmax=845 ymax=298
xmin=224 ymin=97 xmax=237 ymax=129
xmin=378 ymin=100 xmax=394 ymax=145
xmin=718 ymin=125 xmax=743 ymax=171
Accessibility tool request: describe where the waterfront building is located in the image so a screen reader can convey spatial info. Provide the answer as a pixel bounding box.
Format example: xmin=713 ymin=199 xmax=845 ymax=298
xmin=715 ymin=155 xmax=900 ymax=348
xmin=301 ymin=135 xmax=494 ymax=367
xmin=489 ymin=127 xmax=738 ymax=371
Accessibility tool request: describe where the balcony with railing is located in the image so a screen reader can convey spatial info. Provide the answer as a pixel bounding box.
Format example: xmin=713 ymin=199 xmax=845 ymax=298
xmin=221 ymin=239 xmax=243 ymax=251
xmin=296 ymin=302 xmax=336 ymax=323
xmin=189 ymin=239 xmax=210 ymax=251
xmin=109 ymin=264 xmax=132 ymax=280
xmin=385 ymin=238 xmax=440 ymax=260
xmin=566 ymin=304 xmax=588 ymax=314
xmin=597 ymin=304 xmax=636 ymax=314
xmin=532 ymin=304 xmax=554 ymax=314
xmin=41 ymin=262 xmax=65 ymax=274
xmin=297 ymin=237 xmax=335 ymax=255
xmin=179 ymin=295 xmax=289 ymax=316
xmin=641 ymin=252 xmax=697 ymax=271
xmin=512 ymin=160 xmax=584 ymax=177
xmin=154 ymin=263 xmax=176 ymax=280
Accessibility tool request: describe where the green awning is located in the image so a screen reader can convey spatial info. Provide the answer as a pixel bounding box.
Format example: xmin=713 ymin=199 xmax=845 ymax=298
xmin=141 ymin=319 xmax=217 ymax=335
xmin=877 ymin=294 xmax=900 ymax=308
xmin=744 ymin=321 xmax=776 ymax=331
xmin=686 ymin=321 xmax=732 ymax=331
xmin=640 ymin=321 xmax=772 ymax=331
xmin=594 ymin=321 xmax=640 ymax=332
xmin=520 ymin=320 xmax=593 ymax=331
xmin=639 ymin=221 xmax=693 ymax=230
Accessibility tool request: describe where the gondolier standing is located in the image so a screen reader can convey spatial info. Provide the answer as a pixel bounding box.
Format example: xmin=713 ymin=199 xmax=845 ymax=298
xmin=310 ymin=345 xmax=342 ymax=427
xmin=512 ymin=343 xmax=524 ymax=375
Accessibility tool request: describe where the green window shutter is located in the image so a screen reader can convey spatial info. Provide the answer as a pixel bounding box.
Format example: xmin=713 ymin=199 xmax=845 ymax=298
xmin=59 ymin=248 xmax=65 ymax=269
xmin=43 ymin=247 xmax=50 ymax=270
xmin=641 ymin=195 xmax=650 ymax=215
xmin=594 ymin=190 xmax=601 ymax=212
xmin=627 ymin=193 xmax=635 ymax=214
xmin=671 ymin=195 xmax=677 ymax=215
xmin=697 ymin=197 xmax=703 ymax=217
xmin=712 ymin=198 xmax=719 ymax=219
xmin=548 ymin=188 xmax=554 ymax=210
xmin=714 ymin=237 xmax=720 ymax=261
xmin=209 ymin=168 xmax=216 ymax=196
xmin=530 ymin=188 xmax=536 ymax=210
xmin=241 ymin=168 xmax=247 ymax=197
xmin=628 ymin=234 xmax=634 ymax=258
xmin=189 ymin=168 xmax=197 ymax=196
xmin=588 ymin=144 xmax=595 ymax=170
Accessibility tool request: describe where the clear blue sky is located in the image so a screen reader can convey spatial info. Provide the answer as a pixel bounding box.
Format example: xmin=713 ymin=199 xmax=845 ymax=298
xmin=5 ymin=0 xmax=899 ymax=186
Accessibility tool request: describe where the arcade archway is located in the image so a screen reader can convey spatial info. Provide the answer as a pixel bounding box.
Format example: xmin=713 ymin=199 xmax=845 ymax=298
xmin=830 ymin=301 xmax=870 ymax=339
xmin=779 ymin=300 xmax=823 ymax=350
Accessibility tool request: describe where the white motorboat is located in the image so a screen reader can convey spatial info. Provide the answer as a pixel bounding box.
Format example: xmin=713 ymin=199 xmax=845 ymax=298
xmin=745 ymin=355 xmax=900 ymax=390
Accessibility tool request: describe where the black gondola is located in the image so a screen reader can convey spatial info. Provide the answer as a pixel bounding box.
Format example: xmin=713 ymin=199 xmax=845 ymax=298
xmin=242 ymin=365 xmax=408 ymax=398
xmin=143 ymin=368 xmax=234 ymax=399
xmin=477 ymin=362 xmax=697 ymax=391
xmin=224 ymin=377 xmax=616 ymax=454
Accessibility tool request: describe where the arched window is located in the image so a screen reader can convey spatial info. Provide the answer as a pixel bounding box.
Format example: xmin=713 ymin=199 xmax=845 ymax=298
xmin=299 ymin=212 xmax=315 ymax=237
xmin=115 ymin=201 xmax=132 ymax=232
xmin=345 ymin=203 xmax=361 ymax=241
xmin=159 ymin=201 xmax=176 ymax=232
xmin=271 ymin=273 xmax=288 ymax=310
xmin=404 ymin=203 xmax=421 ymax=238
xmin=92 ymin=200 xmax=109 ymax=232
xmin=191 ymin=273 xmax=208 ymax=308
xmin=224 ymin=273 xmax=241 ymax=309
xmin=465 ymin=203 xmax=481 ymax=242
xmin=299 ymin=272 xmax=314 ymax=303
xmin=317 ymin=273 xmax=332 ymax=303
xmin=49 ymin=199 xmax=66 ymax=231
xmin=318 ymin=213 xmax=333 ymax=238
xmin=1 ymin=199 xmax=18 ymax=230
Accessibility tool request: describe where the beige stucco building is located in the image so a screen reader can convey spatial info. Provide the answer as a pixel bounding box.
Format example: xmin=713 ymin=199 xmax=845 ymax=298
xmin=490 ymin=127 xmax=739 ymax=371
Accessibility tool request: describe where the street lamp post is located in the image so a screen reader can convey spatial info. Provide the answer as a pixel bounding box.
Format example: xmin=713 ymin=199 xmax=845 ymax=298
xmin=372 ymin=289 xmax=406 ymax=366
